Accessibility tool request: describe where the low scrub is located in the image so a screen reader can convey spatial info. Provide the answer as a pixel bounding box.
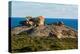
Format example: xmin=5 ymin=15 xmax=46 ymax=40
xmin=10 ymin=32 xmax=78 ymax=53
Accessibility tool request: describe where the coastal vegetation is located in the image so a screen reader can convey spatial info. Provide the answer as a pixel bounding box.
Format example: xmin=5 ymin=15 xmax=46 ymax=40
xmin=11 ymin=33 xmax=78 ymax=53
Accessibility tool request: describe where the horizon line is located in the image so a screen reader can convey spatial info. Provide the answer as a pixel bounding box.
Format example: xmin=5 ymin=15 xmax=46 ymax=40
xmin=9 ymin=16 xmax=78 ymax=19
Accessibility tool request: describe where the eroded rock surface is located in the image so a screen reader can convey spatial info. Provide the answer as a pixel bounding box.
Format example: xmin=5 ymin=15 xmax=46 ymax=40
xmin=11 ymin=22 xmax=77 ymax=38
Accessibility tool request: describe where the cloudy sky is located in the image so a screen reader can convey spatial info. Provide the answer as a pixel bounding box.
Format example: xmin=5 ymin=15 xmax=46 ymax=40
xmin=11 ymin=1 xmax=78 ymax=19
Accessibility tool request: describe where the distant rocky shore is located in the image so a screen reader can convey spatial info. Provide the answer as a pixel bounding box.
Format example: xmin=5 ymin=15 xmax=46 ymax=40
xmin=11 ymin=16 xmax=77 ymax=38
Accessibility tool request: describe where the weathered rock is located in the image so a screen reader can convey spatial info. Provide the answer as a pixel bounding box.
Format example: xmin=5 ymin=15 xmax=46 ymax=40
xmin=11 ymin=26 xmax=34 ymax=35
xmin=27 ymin=26 xmax=51 ymax=37
xmin=11 ymin=23 xmax=77 ymax=38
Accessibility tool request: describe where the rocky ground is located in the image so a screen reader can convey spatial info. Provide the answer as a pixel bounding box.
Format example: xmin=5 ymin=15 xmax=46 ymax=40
xmin=11 ymin=22 xmax=77 ymax=39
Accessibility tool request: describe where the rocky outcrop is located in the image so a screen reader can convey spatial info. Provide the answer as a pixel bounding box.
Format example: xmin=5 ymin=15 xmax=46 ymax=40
xmin=11 ymin=26 xmax=34 ymax=35
xmin=20 ymin=16 xmax=45 ymax=27
xmin=11 ymin=22 xmax=77 ymax=38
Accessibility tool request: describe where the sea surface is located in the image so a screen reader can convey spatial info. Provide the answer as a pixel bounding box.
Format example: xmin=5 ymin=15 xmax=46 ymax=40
xmin=9 ymin=17 xmax=78 ymax=30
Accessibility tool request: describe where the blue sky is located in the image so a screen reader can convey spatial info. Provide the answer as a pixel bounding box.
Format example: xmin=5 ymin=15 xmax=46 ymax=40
xmin=11 ymin=1 xmax=78 ymax=19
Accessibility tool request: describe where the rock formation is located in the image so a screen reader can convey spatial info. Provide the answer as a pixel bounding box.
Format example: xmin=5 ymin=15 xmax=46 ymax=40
xmin=38 ymin=16 xmax=45 ymax=26
xmin=20 ymin=16 xmax=45 ymax=27
xmin=11 ymin=16 xmax=77 ymax=39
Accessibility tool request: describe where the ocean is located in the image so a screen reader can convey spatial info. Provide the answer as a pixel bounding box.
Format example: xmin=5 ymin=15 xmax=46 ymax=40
xmin=9 ymin=17 xmax=78 ymax=30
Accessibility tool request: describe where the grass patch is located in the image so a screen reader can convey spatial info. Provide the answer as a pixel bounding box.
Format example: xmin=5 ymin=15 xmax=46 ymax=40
xmin=10 ymin=33 xmax=78 ymax=53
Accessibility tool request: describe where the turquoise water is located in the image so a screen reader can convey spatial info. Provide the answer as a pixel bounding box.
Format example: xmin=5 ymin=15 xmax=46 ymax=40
xmin=9 ymin=17 xmax=78 ymax=30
